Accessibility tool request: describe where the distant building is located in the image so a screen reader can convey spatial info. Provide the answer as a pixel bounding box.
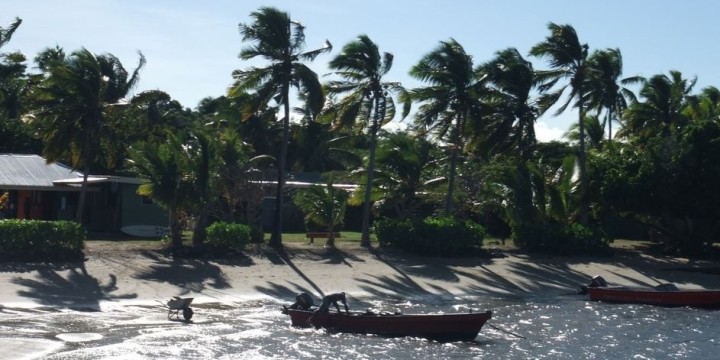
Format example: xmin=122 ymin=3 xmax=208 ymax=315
xmin=0 ymin=154 xmax=167 ymax=233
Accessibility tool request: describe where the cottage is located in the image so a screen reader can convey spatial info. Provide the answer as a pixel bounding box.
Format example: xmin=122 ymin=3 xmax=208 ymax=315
xmin=0 ymin=154 xmax=167 ymax=234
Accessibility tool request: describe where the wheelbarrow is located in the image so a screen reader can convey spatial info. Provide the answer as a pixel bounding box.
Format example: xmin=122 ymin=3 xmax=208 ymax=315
xmin=160 ymin=296 xmax=194 ymax=321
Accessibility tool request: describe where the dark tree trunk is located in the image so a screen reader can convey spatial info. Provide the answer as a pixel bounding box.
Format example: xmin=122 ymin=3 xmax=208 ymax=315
xmin=75 ymin=165 xmax=90 ymax=224
xmin=191 ymin=207 xmax=209 ymax=248
xmin=169 ymin=207 xmax=182 ymax=249
xmin=578 ymin=104 xmax=588 ymax=225
xmin=361 ymin=95 xmax=383 ymax=247
xmin=270 ymin=88 xmax=290 ymax=248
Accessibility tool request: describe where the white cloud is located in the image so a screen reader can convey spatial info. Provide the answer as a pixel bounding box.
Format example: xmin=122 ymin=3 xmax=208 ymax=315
xmin=535 ymin=121 xmax=566 ymax=143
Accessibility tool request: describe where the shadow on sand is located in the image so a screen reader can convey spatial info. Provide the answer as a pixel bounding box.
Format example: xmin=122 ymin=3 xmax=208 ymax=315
xmin=257 ymin=242 xmax=717 ymax=300
xmin=10 ymin=262 xmax=136 ymax=310
xmin=134 ymin=250 xmax=251 ymax=295
xmin=254 ymin=245 xmax=367 ymax=301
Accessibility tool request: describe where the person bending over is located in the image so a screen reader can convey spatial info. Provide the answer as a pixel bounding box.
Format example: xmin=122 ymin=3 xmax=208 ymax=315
xmin=317 ymin=292 xmax=349 ymax=314
xmin=282 ymin=292 xmax=315 ymax=314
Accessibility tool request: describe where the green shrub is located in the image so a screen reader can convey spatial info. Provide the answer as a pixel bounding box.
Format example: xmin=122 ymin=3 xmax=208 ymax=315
xmin=374 ymin=218 xmax=410 ymax=248
xmin=511 ymin=220 xmax=611 ymax=256
xmin=0 ymin=219 xmax=85 ymax=261
xmin=373 ymin=217 xmax=485 ymax=256
xmin=205 ymin=222 xmax=251 ymax=252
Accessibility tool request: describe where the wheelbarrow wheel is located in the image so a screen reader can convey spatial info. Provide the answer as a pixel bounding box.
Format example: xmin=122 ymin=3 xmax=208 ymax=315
xmin=183 ymin=307 xmax=194 ymax=321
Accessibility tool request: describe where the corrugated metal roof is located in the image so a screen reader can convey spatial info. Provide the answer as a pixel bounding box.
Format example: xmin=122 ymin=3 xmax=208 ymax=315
xmin=0 ymin=154 xmax=81 ymax=189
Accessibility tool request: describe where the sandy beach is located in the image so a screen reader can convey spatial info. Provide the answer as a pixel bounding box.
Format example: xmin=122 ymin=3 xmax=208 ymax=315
xmin=1 ymin=241 xmax=719 ymax=359
xmin=1 ymin=241 xmax=718 ymax=309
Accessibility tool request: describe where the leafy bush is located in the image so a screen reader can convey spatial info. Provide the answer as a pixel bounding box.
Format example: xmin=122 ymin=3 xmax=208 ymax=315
xmin=512 ymin=220 xmax=611 ymax=256
xmin=374 ymin=217 xmax=485 ymax=256
xmin=0 ymin=219 xmax=85 ymax=261
xmin=374 ymin=218 xmax=414 ymax=248
xmin=205 ymin=222 xmax=251 ymax=252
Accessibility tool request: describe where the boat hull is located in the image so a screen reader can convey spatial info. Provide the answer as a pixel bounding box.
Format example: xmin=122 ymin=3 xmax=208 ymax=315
xmin=587 ymin=287 xmax=720 ymax=308
xmin=285 ymin=309 xmax=492 ymax=342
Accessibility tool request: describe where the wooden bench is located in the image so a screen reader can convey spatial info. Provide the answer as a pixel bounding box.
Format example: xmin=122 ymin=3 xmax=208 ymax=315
xmin=305 ymin=232 xmax=341 ymax=244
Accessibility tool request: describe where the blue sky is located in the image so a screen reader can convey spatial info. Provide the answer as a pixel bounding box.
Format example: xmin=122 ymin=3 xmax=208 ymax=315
xmin=5 ymin=1 xmax=720 ymax=141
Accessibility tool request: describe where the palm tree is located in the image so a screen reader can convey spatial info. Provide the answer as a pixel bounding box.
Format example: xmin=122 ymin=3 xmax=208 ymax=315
xmin=185 ymin=128 xmax=217 ymax=248
xmin=325 ymin=34 xmax=403 ymax=246
xmin=0 ymin=17 xmax=21 ymax=50
xmin=0 ymin=18 xmax=27 ymax=123
xmin=406 ymin=38 xmax=485 ymax=216
xmin=620 ymin=71 xmax=695 ymax=142
xmin=229 ymin=7 xmax=331 ymax=248
xmin=477 ymin=48 xmax=538 ymax=157
xmin=129 ymin=134 xmax=188 ymax=248
xmin=128 ymin=90 xmax=190 ymax=144
xmin=564 ymin=114 xmax=605 ymax=150
xmin=214 ymin=130 xmax=270 ymax=242
xmin=293 ymin=182 xmax=349 ymax=248
xmin=685 ymin=86 xmax=720 ymax=121
xmin=530 ymin=23 xmax=590 ymax=224
xmin=32 ymin=48 xmax=145 ymax=223
xmin=366 ymin=131 xmax=435 ymax=219
xmin=582 ymin=48 xmax=641 ymax=141
xmin=476 ymin=48 xmax=538 ymax=225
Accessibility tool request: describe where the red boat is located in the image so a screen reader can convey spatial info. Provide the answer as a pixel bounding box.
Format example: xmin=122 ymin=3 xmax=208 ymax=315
xmin=587 ymin=286 xmax=720 ymax=308
xmin=284 ymin=308 xmax=492 ymax=342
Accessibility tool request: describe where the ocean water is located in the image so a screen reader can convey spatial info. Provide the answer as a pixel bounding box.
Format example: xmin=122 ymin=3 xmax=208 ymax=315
xmin=0 ymin=294 xmax=718 ymax=360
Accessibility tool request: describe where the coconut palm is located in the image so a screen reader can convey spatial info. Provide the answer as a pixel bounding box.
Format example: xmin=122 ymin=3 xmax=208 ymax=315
xmin=564 ymin=114 xmax=605 ymax=150
xmin=185 ymin=128 xmax=217 ymax=248
xmin=685 ymin=86 xmax=720 ymax=121
xmin=128 ymin=90 xmax=190 ymax=144
xmin=406 ymin=38 xmax=485 ymax=216
xmin=129 ymin=133 xmax=188 ymax=248
xmin=293 ymin=182 xmax=349 ymax=248
xmin=582 ymin=48 xmax=642 ymax=141
xmin=477 ymin=48 xmax=538 ymax=159
xmin=33 ymin=46 xmax=65 ymax=72
xmin=31 ymin=48 xmax=145 ymax=223
xmin=367 ymin=131 xmax=435 ymax=219
xmin=0 ymin=18 xmax=27 ymax=120
xmin=619 ymin=70 xmax=695 ymax=141
xmin=476 ymin=48 xmax=538 ymax=225
xmin=229 ymin=7 xmax=331 ymax=247
xmin=325 ymin=34 xmax=404 ymax=246
xmin=530 ymin=22 xmax=590 ymax=223
xmin=0 ymin=17 xmax=21 ymax=48
xmin=214 ymin=130 xmax=270 ymax=242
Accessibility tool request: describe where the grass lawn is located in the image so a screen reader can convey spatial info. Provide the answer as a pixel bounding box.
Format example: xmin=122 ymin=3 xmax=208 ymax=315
xmin=85 ymin=230 xmax=373 ymax=249
xmin=85 ymin=231 xmax=661 ymax=254
xmin=274 ymin=231 xmax=366 ymax=244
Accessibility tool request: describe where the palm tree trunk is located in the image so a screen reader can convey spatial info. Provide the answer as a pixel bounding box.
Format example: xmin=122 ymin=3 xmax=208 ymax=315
xmin=445 ymin=148 xmax=458 ymax=216
xmin=75 ymin=165 xmax=90 ymax=224
xmin=445 ymin=113 xmax=464 ymax=216
xmin=578 ymin=105 xmax=588 ymax=224
xmin=191 ymin=206 xmax=209 ymax=248
xmin=360 ymin=95 xmax=383 ymax=247
xmin=326 ymin=223 xmax=335 ymax=248
xmin=169 ymin=207 xmax=182 ymax=249
xmin=514 ymin=161 xmax=533 ymax=223
xmin=270 ymin=88 xmax=290 ymax=248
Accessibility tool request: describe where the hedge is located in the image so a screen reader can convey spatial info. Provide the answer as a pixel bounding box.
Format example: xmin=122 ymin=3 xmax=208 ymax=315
xmin=374 ymin=217 xmax=485 ymax=256
xmin=205 ymin=222 xmax=251 ymax=252
xmin=0 ymin=219 xmax=85 ymax=261
xmin=512 ymin=221 xmax=611 ymax=256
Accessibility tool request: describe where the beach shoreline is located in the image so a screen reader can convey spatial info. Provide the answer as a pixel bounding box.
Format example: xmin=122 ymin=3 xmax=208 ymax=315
xmin=1 ymin=241 xmax=719 ymax=359
xmin=1 ymin=240 xmax=719 ymax=310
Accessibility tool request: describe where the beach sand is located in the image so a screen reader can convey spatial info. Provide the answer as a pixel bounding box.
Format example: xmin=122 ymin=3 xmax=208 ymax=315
xmin=1 ymin=240 xmax=718 ymax=359
xmin=1 ymin=240 xmax=718 ymax=309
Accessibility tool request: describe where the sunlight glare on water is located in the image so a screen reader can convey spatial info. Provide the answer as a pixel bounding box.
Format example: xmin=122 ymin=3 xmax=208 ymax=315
xmin=0 ymin=295 xmax=718 ymax=359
